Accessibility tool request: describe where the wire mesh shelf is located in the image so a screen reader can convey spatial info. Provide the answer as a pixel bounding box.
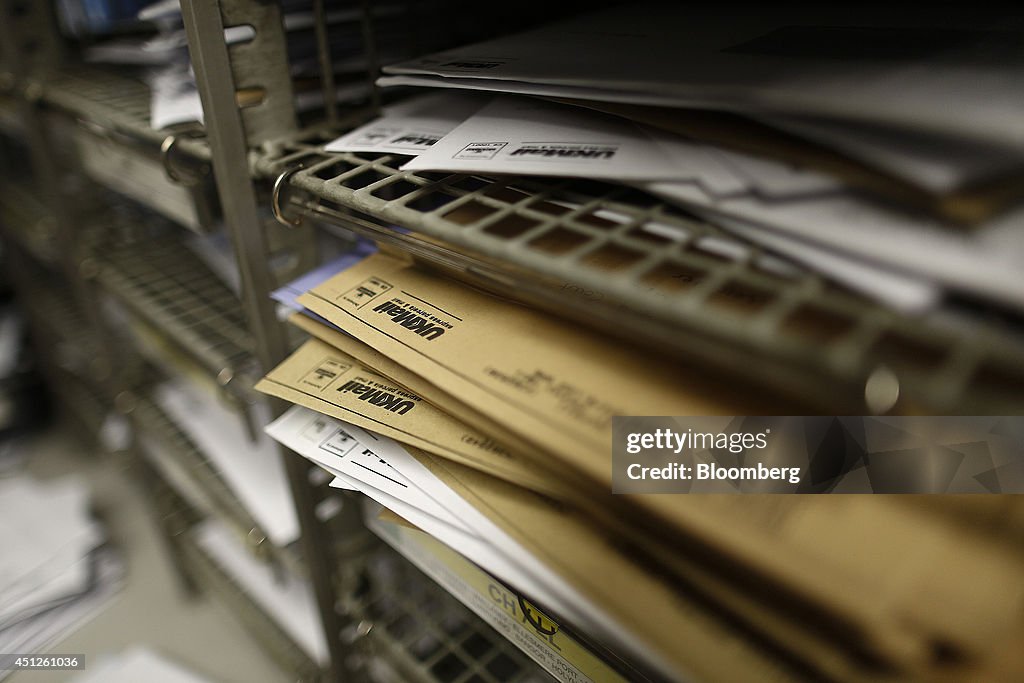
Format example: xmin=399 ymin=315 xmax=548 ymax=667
xmin=164 ymin=495 xmax=322 ymax=682
xmin=352 ymin=543 xmax=556 ymax=683
xmin=0 ymin=181 xmax=60 ymax=265
xmin=87 ymin=232 xmax=257 ymax=396
xmin=130 ymin=391 xmax=300 ymax=571
xmin=255 ymin=136 xmax=1024 ymax=415
xmin=40 ymin=65 xmax=210 ymax=159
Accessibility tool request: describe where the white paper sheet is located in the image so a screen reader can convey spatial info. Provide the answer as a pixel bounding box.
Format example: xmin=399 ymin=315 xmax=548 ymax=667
xmin=324 ymin=92 xmax=489 ymax=155
xmin=400 ymin=95 xmax=844 ymax=197
xmin=645 ymin=180 xmax=1024 ymax=311
xmin=394 ymin=93 xmax=1023 ymax=310
xmin=154 ymin=379 xmax=299 ymax=546
xmin=149 ymin=65 xmax=203 ymax=129
xmin=264 ymin=405 xmax=471 ymax=533
xmin=0 ymin=549 xmax=123 ymax=675
xmin=381 ymin=4 xmax=1024 ymax=149
xmin=265 ymin=406 xmax=666 ymax=675
xmin=70 ymin=646 xmax=210 ymax=683
xmin=193 ymin=520 xmax=327 ymax=665
xmin=0 ymin=477 xmax=102 ymax=621
xmin=403 ymin=96 xmax=706 ymax=182
xmin=686 ymin=214 xmax=940 ymax=312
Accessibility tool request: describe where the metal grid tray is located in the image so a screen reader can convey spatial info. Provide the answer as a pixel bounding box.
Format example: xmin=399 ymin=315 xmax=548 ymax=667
xmin=173 ymin=510 xmax=323 ymax=682
xmin=257 ymin=137 xmax=1024 ymax=415
xmin=40 ymin=65 xmax=210 ymax=160
xmin=48 ymin=363 xmax=113 ymax=443
xmin=0 ymin=181 xmax=60 ymax=265
xmin=352 ymin=543 xmax=556 ymax=683
xmin=130 ymin=391 xmax=300 ymax=571
xmin=87 ymin=232 xmax=257 ymax=396
xmin=13 ymin=271 xmax=110 ymax=386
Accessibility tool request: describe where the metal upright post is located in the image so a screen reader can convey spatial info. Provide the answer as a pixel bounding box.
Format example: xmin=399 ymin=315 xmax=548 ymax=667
xmin=179 ymin=2 xmax=349 ymax=680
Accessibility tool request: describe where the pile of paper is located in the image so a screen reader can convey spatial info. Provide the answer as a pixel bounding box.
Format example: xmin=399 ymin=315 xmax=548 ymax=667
xmin=69 ymin=646 xmax=210 ymax=683
xmin=0 ymin=475 xmax=124 ymax=680
xmin=258 ymin=250 xmax=1024 ymax=682
xmin=191 ymin=519 xmax=329 ymax=666
xmin=147 ymin=377 xmax=300 ymax=547
xmin=323 ymin=4 xmax=1024 ymax=318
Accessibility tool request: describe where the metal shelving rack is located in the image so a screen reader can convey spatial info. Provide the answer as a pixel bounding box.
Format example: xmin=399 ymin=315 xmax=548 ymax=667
xmin=0 ymin=2 xmax=350 ymax=680
xmin=7 ymin=2 xmax=1024 ymax=682
xmin=169 ymin=2 xmax=1024 ymax=682
xmin=175 ymin=4 xmax=693 ymax=683
xmin=128 ymin=392 xmax=301 ymax=569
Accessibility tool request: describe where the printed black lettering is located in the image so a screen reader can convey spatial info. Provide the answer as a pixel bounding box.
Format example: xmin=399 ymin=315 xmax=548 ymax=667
xmin=372 ymin=299 xmax=448 ymax=341
xmin=392 ymin=401 xmax=415 ymax=415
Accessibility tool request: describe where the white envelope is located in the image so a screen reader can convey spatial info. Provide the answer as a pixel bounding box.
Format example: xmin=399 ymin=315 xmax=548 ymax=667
xmin=324 ymin=91 xmax=489 ymax=155
xmin=394 ymin=93 xmax=1024 ymax=310
xmin=381 ymin=4 xmax=1024 ymax=150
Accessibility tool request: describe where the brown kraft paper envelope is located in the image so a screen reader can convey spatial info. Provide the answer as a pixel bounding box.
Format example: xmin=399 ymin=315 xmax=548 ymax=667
xmin=408 ymin=448 xmax=824 ymax=683
xmin=299 ymin=253 xmax=1024 ymax=672
xmin=288 ymin=312 xmax=584 ymax=492
xmin=289 ymin=312 xmax=888 ymax=678
xmin=255 ymin=337 xmax=558 ymax=495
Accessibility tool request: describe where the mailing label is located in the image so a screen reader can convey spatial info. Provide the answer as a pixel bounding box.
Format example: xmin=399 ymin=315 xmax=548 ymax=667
xmin=300 ymin=358 xmax=351 ymax=391
xmin=454 ymin=141 xmax=507 ymax=159
xmin=340 ymin=276 xmax=392 ymax=308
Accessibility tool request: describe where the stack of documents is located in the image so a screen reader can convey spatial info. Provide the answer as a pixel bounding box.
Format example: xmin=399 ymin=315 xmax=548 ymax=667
xmin=0 ymin=475 xmax=124 ymax=680
xmin=257 ymin=250 xmax=1024 ymax=681
xmin=322 ymin=4 xmax=1024 ymax=317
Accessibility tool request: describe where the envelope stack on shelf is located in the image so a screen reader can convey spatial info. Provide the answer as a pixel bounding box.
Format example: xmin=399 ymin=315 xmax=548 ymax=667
xmin=319 ymin=3 xmax=1024 ymax=318
xmin=258 ymin=249 xmax=1024 ymax=682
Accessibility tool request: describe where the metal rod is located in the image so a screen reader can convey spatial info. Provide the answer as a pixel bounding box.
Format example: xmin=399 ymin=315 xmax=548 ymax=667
xmin=179 ymin=1 xmax=348 ymax=679
xmin=313 ymin=0 xmax=338 ymax=123
xmin=358 ymin=0 xmax=382 ymax=115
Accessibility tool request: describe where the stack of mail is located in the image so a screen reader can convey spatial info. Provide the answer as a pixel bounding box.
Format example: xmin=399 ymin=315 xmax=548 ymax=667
xmin=323 ymin=4 xmax=1024 ymax=317
xmin=258 ymin=249 xmax=1024 ymax=682
xmin=0 ymin=475 xmax=124 ymax=680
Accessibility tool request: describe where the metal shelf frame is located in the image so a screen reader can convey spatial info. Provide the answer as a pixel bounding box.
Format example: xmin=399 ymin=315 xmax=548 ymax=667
xmin=256 ymin=141 xmax=1024 ymax=415
xmin=181 ymin=2 xmax=356 ymax=680
xmin=19 ymin=2 xmax=1024 ymax=682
